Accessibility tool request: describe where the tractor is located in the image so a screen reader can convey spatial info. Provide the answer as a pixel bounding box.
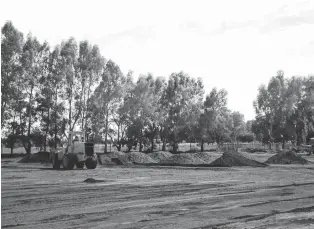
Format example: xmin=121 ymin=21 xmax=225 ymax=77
xmin=50 ymin=131 xmax=97 ymax=170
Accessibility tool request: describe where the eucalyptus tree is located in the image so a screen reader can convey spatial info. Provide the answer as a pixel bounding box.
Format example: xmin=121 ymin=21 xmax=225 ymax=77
xmin=19 ymin=34 xmax=47 ymax=154
xmin=60 ymin=38 xmax=81 ymax=135
xmin=123 ymin=74 xmax=160 ymax=151
xmin=254 ymin=70 xmax=287 ymax=147
xmin=1 ymin=21 xmax=24 ymax=127
xmin=198 ymin=88 xmax=229 ymax=149
xmin=88 ymin=60 xmax=125 ymax=152
xmin=161 ymin=72 xmax=204 ymax=152
xmin=77 ymin=41 xmax=104 ymax=134
xmin=230 ymin=111 xmax=246 ymax=142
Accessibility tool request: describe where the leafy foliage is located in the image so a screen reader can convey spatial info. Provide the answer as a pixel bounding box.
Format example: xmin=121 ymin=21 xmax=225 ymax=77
xmin=2 ymin=21 xmax=313 ymax=156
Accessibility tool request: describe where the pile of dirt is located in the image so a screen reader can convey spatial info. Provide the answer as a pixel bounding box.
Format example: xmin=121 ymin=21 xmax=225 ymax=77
xmin=238 ymin=151 xmax=270 ymax=163
xmin=159 ymin=153 xmax=206 ymax=165
xmin=127 ymin=152 xmax=157 ymax=164
xmin=111 ymin=158 xmax=125 ymax=165
xmin=209 ymin=151 xmax=268 ymax=167
xmin=98 ymin=155 xmax=115 ymax=165
xmin=18 ymin=151 xmax=50 ymax=163
xmin=106 ymin=151 xmax=131 ymax=165
xmin=265 ymin=151 xmax=309 ymax=164
xmin=83 ymin=178 xmax=104 ymax=183
xmin=193 ymin=152 xmax=221 ymax=163
xmin=147 ymin=151 xmax=173 ymax=163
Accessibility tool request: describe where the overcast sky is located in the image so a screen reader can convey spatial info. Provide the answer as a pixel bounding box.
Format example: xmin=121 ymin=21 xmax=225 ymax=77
xmin=1 ymin=0 xmax=314 ymax=121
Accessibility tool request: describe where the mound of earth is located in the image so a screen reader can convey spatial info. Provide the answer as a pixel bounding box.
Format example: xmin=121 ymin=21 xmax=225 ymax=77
xmin=238 ymin=151 xmax=271 ymax=163
xmin=265 ymin=151 xmax=309 ymax=164
xmin=147 ymin=151 xmax=173 ymax=163
xmin=18 ymin=151 xmax=50 ymax=163
xmin=83 ymin=178 xmax=104 ymax=183
xmin=159 ymin=153 xmax=206 ymax=165
xmin=111 ymin=158 xmax=125 ymax=165
xmin=106 ymin=151 xmax=131 ymax=165
xmin=98 ymin=155 xmax=115 ymax=165
xmin=209 ymin=151 xmax=268 ymax=167
xmin=193 ymin=152 xmax=221 ymax=163
xmin=127 ymin=152 xmax=157 ymax=164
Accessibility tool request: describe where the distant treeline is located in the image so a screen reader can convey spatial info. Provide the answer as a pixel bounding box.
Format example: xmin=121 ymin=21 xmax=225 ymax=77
xmin=1 ymin=21 xmax=313 ymax=155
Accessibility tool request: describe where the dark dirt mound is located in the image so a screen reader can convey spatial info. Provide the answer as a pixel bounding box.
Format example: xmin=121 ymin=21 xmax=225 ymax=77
xmin=106 ymin=152 xmax=131 ymax=165
xmin=18 ymin=151 xmax=50 ymax=163
xmin=111 ymin=158 xmax=124 ymax=165
xmin=98 ymin=155 xmax=115 ymax=165
xmin=83 ymin=178 xmax=104 ymax=183
xmin=265 ymin=151 xmax=309 ymax=164
xmin=209 ymin=151 xmax=268 ymax=167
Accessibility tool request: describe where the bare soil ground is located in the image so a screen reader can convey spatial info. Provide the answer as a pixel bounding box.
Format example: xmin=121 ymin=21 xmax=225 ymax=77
xmin=2 ymin=153 xmax=314 ymax=229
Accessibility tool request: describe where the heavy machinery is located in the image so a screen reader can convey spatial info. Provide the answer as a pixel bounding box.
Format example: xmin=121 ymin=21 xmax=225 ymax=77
xmin=50 ymin=131 xmax=97 ymax=170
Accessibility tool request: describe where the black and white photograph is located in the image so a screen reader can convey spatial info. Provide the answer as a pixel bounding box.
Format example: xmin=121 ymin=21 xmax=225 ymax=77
xmin=1 ymin=0 xmax=314 ymax=228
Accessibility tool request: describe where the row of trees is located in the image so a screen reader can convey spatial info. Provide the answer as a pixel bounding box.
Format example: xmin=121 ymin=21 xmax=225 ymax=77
xmin=2 ymin=21 xmax=313 ymax=155
xmin=252 ymin=70 xmax=314 ymax=147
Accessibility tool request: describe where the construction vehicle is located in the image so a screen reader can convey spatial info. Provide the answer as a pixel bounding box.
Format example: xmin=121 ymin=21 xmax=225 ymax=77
xmin=50 ymin=131 xmax=97 ymax=170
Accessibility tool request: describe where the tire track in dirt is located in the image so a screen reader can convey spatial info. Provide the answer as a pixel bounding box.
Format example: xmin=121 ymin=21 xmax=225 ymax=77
xmin=2 ymin=163 xmax=314 ymax=229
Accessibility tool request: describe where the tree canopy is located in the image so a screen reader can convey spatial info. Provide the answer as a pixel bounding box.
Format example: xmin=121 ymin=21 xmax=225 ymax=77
xmin=2 ymin=21 xmax=313 ymax=154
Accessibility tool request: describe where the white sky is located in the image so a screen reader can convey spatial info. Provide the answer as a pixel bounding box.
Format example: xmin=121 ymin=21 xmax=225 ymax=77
xmin=1 ymin=0 xmax=314 ymax=121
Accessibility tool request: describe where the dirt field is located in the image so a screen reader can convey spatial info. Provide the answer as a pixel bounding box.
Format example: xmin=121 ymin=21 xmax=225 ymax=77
xmin=2 ymin=154 xmax=314 ymax=229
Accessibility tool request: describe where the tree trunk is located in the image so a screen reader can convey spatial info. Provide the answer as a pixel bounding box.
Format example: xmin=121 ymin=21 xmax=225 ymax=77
xmin=10 ymin=146 xmax=13 ymax=157
xmin=303 ymin=117 xmax=308 ymax=144
xmin=162 ymin=138 xmax=166 ymax=151
xmin=139 ymin=139 xmax=142 ymax=152
xmin=116 ymin=122 xmax=121 ymax=151
xmin=127 ymin=138 xmax=132 ymax=152
xmin=117 ymin=123 xmax=121 ymax=151
xmin=44 ymin=108 xmax=50 ymax=152
xmin=69 ymin=98 xmax=72 ymax=132
xmin=151 ymin=138 xmax=154 ymax=152
xmin=104 ymin=109 xmax=109 ymax=153
xmin=84 ymin=79 xmax=92 ymax=135
xmin=173 ymin=142 xmax=177 ymax=153
xmin=201 ymin=139 xmax=204 ymax=152
xmin=269 ymin=142 xmax=272 ymax=150
xmin=54 ymin=87 xmax=58 ymax=149
xmin=269 ymin=119 xmax=273 ymax=150
xmin=27 ymin=87 xmax=34 ymax=155
xmin=1 ymin=100 xmax=6 ymax=127
xmin=81 ymin=81 xmax=85 ymax=131
xmin=172 ymin=130 xmax=177 ymax=153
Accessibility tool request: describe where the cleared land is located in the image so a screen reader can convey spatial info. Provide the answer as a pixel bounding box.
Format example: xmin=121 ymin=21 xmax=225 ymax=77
xmin=2 ymin=152 xmax=314 ymax=229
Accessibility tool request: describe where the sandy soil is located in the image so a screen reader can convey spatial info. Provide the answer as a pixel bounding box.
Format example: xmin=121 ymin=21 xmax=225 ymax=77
xmin=2 ymin=155 xmax=314 ymax=229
